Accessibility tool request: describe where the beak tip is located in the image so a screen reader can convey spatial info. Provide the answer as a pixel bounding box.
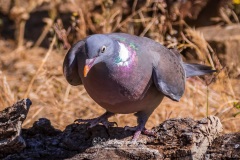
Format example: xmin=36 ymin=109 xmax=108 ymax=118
xmin=83 ymin=65 xmax=90 ymax=77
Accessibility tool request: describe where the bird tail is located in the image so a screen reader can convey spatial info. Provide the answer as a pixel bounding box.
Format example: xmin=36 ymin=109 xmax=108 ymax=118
xmin=183 ymin=63 xmax=216 ymax=78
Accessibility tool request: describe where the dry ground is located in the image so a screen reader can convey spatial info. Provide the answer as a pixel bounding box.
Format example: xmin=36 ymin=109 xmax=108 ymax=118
xmin=0 ymin=0 xmax=239 ymax=134
xmin=0 ymin=38 xmax=239 ymax=133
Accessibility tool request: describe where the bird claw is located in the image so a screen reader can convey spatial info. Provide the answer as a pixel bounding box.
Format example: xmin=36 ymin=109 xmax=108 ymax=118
xmin=102 ymin=121 xmax=118 ymax=128
xmin=142 ymin=129 xmax=156 ymax=137
xmin=74 ymin=116 xmax=117 ymax=129
xmin=124 ymin=126 xmax=156 ymax=141
xmin=124 ymin=126 xmax=137 ymax=131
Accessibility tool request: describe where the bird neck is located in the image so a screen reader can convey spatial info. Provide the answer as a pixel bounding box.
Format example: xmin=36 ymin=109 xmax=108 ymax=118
xmin=105 ymin=41 xmax=138 ymax=83
xmin=113 ymin=41 xmax=137 ymax=68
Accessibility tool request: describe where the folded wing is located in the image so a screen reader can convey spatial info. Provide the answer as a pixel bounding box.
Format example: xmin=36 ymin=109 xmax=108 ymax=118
xmin=63 ymin=40 xmax=85 ymax=86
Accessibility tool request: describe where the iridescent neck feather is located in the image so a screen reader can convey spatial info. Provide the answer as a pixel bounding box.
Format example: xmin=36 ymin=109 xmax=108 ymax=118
xmin=115 ymin=42 xmax=137 ymax=67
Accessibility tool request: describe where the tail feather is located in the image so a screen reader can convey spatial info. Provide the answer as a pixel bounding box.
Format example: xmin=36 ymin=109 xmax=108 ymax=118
xmin=183 ymin=63 xmax=216 ymax=78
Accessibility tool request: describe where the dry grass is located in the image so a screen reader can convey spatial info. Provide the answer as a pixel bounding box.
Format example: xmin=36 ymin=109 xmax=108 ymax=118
xmin=0 ymin=0 xmax=239 ymax=133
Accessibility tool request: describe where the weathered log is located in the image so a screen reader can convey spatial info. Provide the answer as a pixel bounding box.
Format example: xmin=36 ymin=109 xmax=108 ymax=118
xmin=150 ymin=116 xmax=223 ymax=159
xmin=3 ymin=117 xmax=222 ymax=160
xmin=1 ymin=100 xmax=239 ymax=159
xmin=206 ymin=133 xmax=240 ymax=159
xmin=0 ymin=98 xmax=32 ymax=157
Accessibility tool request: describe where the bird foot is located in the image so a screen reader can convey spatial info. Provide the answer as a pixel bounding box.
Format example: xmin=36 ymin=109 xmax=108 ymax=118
xmin=74 ymin=112 xmax=117 ymax=129
xmin=124 ymin=126 xmax=156 ymax=141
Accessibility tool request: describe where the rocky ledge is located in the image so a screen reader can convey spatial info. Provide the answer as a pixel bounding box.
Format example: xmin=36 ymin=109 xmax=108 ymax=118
xmin=0 ymin=99 xmax=239 ymax=160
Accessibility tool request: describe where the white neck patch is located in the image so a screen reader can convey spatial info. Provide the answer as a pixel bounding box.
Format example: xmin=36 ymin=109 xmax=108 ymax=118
xmin=118 ymin=42 xmax=129 ymax=62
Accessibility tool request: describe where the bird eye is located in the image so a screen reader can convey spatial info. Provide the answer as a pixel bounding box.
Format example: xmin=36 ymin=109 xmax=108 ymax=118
xmin=101 ymin=46 xmax=106 ymax=53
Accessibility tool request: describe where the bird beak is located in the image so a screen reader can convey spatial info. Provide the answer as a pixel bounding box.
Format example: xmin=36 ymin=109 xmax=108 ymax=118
xmin=84 ymin=58 xmax=96 ymax=77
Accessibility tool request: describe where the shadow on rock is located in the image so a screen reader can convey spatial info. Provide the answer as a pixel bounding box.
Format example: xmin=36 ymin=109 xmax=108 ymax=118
xmin=1 ymin=99 xmax=239 ymax=160
xmin=5 ymin=118 xmax=134 ymax=160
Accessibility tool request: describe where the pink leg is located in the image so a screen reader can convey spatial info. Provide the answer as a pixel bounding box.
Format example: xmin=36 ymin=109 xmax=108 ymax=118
xmin=75 ymin=112 xmax=117 ymax=129
xmin=125 ymin=111 xmax=156 ymax=141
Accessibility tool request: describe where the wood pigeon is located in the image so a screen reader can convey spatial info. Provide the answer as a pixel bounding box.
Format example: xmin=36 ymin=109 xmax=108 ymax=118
xmin=63 ymin=33 xmax=216 ymax=141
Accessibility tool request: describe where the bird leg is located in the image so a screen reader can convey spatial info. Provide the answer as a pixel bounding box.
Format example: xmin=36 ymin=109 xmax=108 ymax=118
xmin=75 ymin=111 xmax=117 ymax=129
xmin=124 ymin=111 xmax=156 ymax=141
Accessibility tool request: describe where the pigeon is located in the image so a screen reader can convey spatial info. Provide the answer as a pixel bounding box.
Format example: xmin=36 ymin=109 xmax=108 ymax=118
xmin=63 ymin=33 xmax=216 ymax=141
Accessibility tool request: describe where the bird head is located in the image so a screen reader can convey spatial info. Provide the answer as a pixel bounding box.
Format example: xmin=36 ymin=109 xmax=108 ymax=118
xmin=84 ymin=34 xmax=116 ymax=77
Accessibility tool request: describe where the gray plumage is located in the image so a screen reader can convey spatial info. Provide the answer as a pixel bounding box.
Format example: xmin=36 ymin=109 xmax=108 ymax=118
xmin=183 ymin=63 xmax=216 ymax=78
xmin=63 ymin=33 xmax=215 ymax=140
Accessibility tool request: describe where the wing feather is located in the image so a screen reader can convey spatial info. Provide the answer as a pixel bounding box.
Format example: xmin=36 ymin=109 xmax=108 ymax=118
xmin=152 ymin=47 xmax=185 ymax=101
xmin=63 ymin=40 xmax=85 ymax=85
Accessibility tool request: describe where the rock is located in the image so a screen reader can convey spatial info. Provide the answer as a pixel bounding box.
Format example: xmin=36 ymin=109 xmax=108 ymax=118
xmin=25 ymin=118 xmax=61 ymax=136
xmin=4 ymin=116 xmax=224 ymax=160
xmin=68 ymin=139 xmax=163 ymax=160
xmin=197 ymin=24 xmax=240 ymax=77
xmin=0 ymin=98 xmax=32 ymax=157
xmin=150 ymin=116 xmax=223 ymax=160
xmin=1 ymin=100 xmax=239 ymax=159
xmin=206 ymin=133 xmax=240 ymax=159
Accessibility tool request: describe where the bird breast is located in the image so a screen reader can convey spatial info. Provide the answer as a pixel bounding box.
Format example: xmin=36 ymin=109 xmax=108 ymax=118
xmin=82 ymin=57 xmax=152 ymax=106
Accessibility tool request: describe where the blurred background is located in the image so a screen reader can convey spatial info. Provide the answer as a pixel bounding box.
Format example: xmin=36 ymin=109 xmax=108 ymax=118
xmin=0 ymin=0 xmax=239 ymax=133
